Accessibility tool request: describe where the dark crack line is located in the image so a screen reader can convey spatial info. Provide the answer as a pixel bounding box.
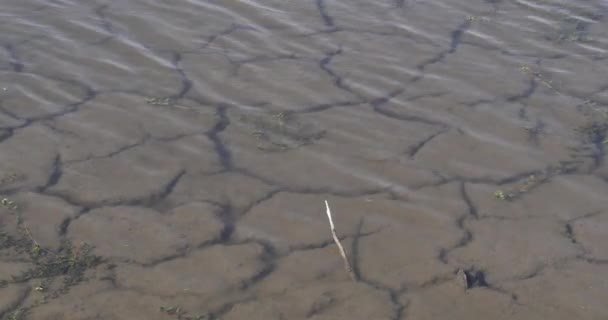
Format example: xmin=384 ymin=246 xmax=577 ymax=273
xmin=168 ymin=52 xmax=192 ymax=100
xmin=287 ymin=228 xmax=381 ymax=254
xmin=234 ymin=166 xmax=393 ymax=198
xmin=507 ymin=78 xmax=537 ymax=103
xmin=581 ymin=257 xmax=608 ymax=265
xmin=87 ymin=4 xmax=120 ymax=46
xmin=300 ymin=26 xmax=439 ymax=49
xmin=232 ymin=167 xmax=282 ymax=189
xmin=24 ymin=76 xmax=97 ymax=124
xmin=354 ymin=276 xmax=405 ymax=320
xmin=416 ymin=267 xmax=519 ymax=303
xmin=145 ymin=170 xmax=186 ymax=205
xmin=49 ymin=169 xmax=188 ymax=209
xmin=517 ymin=262 xmax=549 ymax=281
xmin=0 ymin=128 xmax=12 ymax=143
xmin=231 ymin=53 xmax=301 ymax=76
xmin=437 ymin=216 xmax=472 ymax=265
xmin=306 ymin=291 xmax=335 ymax=318
xmin=42 ymin=120 xmax=79 ymax=138
xmin=206 ymin=104 xmax=233 ymax=170
xmin=139 ymin=214 xmax=235 ymax=268
xmin=58 ymin=216 xmax=72 ymax=237
xmin=284 ymin=186 xmax=390 ymax=198
xmin=562 ymin=211 xmax=606 ymax=258
xmin=411 ymin=164 xmax=575 ymax=192
xmin=217 ymin=202 xmax=236 ymax=243
xmin=240 ymin=263 xmax=275 ymax=290
xmin=93 ymin=4 xmax=114 ymax=34
xmin=139 ymin=248 xmax=191 ymax=268
xmin=292 ymin=100 xmax=364 ymax=114
xmin=209 ymin=297 xmax=258 ymax=320
xmin=253 ymin=219 xmax=405 ymax=319
xmin=235 ymin=54 xmax=300 ymax=65
xmin=464 ymin=98 xmax=496 ymax=108
xmin=351 ymin=218 xmax=365 ymax=281
xmin=319 ymin=47 xmax=361 ymax=98
xmin=370 ymin=89 xmax=449 ymax=128
xmin=36 ymin=154 xmax=63 ymax=193
xmin=588 ymin=124 xmax=607 ymax=171
xmin=369 ymin=88 xmax=405 ymax=109
xmin=200 ymin=23 xmax=257 ymax=50
xmin=564 ymin=223 xmax=576 ymax=244
xmin=64 ymin=134 xmax=151 ymax=165
xmin=373 ymin=104 xmax=447 ymax=127
xmin=3 ymin=44 xmax=24 ymax=72
xmin=448 ymin=19 xmax=472 ymax=53
xmin=408 ymin=128 xmax=448 ymax=159
xmin=315 ymin=0 xmax=336 ymax=28
xmin=438 ymin=183 xmax=477 ymax=265
xmin=459 ymin=182 xmax=478 ymax=219
xmin=238 ymin=189 xmax=282 ymax=218
xmin=0 ymin=285 xmax=31 ymax=319
xmin=0 ymin=101 xmax=26 ymax=121
xmin=229 ymin=202 xmax=404 ymax=319
xmin=417 ymin=19 xmax=472 ymax=71
xmin=525 ymin=118 xmax=545 ymax=145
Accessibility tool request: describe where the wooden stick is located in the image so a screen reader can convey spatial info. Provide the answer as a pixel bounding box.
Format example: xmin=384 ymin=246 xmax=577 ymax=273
xmin=324 ymin=200 xmax=357 ymax=281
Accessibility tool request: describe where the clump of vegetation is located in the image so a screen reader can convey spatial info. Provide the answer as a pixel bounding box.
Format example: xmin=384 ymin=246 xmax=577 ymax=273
xmin=145 ymin=97 xmax=175 ymax=106
xmin=576 ymin=122 xmax=608 ymax=146
xmin=494 ymin=164 xmax=576 ymax=201
xmin=1 ymin=197 xmax=19 ymax=210
xmin=518 ymin=65 xmax=557 ymax=91
xmin=159 ymin=305 xmax=212 ymax=320
xmin=496 ymin=174 xmax=542 ymax=201
xmin=549 ymin=16 xmax=594 ymax=43
xmin=0 ymin=172 xmax=26 ymax=187
xmin=0 ymin=195 xmax=104 ymax=317
xmin=13 ymin=241 xmax=103 ymax=295
xmin=237 ymin=109 xmax=325 ymax=152
xmin=493 ymin=190 xmax=511 ymax=201
xmin=5 ymin=309 xmax=24 ymax=320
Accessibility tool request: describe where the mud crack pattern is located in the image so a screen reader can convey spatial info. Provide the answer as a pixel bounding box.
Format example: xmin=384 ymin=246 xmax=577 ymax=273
xmin=1 ymin=0 xmax=608 ymax=319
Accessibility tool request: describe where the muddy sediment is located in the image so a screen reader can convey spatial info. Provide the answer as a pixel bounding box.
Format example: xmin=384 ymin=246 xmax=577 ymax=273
xmin=1 ymin=0 xmax=608 ymax=319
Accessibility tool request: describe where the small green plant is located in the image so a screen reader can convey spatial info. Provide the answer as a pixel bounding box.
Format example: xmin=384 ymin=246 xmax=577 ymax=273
xmin=1 ymin=197 xmax=18 ymax=210
xmin=493 ymin=190 xmax=509 ymax=200
xmin=16 ymin=242 xmax=103 ymax=290
xmin=30 ymin=244 xmax=41 ymax=258
xmin=6 ymin=309 xmax=23 ymax=320
xmin=145 ymin=97 xmax=174 ymax=106
xmin=0 ymin=196 xmax=105 ymax=319
xmin=159 ymin=306 xmax=211 ymax=320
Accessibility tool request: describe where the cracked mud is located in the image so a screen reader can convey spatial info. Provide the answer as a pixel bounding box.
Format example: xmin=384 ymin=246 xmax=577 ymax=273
xmin=1 ymin=0 xmax=608 ymax=319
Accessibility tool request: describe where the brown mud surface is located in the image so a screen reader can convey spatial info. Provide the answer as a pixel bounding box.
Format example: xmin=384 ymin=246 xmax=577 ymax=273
xmin=1 ymin=0 xmax=608 ymax=319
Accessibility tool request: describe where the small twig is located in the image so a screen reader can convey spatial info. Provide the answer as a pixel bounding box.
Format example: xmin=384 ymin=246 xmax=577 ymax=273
xmin=22 ymin=221 xmax=56 ymax=257
xmin=324 ymin=200 xmax=358 ymax=281
xmin=22 ymin=224 xmax=39 ymax=247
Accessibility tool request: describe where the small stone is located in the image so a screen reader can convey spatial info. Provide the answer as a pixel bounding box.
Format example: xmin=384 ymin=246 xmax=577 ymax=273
xmin=455 ymin=269 xmax=469 ymax=289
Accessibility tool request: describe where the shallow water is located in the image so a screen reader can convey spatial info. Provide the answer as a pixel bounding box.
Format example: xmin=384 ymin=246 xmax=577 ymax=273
xmin=1 ymin=0 xmax=608 ymax=319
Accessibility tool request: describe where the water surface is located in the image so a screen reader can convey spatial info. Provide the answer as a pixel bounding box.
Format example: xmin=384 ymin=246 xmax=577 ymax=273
xmin=1 ymin=0 xmax=608 ymax=319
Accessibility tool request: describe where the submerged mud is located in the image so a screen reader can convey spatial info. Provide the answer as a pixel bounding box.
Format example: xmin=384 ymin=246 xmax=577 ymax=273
xmin=1 ymin=0 xmax=608 ymax=319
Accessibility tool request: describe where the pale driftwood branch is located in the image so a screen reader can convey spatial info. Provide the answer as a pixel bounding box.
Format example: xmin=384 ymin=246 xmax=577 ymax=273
xmin=324 ymin=200 xmax=358 ymax=281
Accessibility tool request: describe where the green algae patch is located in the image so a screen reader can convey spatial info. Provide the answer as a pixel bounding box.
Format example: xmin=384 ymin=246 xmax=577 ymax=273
xmin=159 ymin=305 xmax=212 ymax=320
xmin=13 ymin=241 xmax=103 ymax=293
xmin=0 ymin=195 xmax=104 ymax=318
xmin=145 ymin=96 xmax=175 ymax=106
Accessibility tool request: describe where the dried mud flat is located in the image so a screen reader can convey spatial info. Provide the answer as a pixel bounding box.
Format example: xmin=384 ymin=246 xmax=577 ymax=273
xmin=1 ymin=0 xmax=608 ymax=319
